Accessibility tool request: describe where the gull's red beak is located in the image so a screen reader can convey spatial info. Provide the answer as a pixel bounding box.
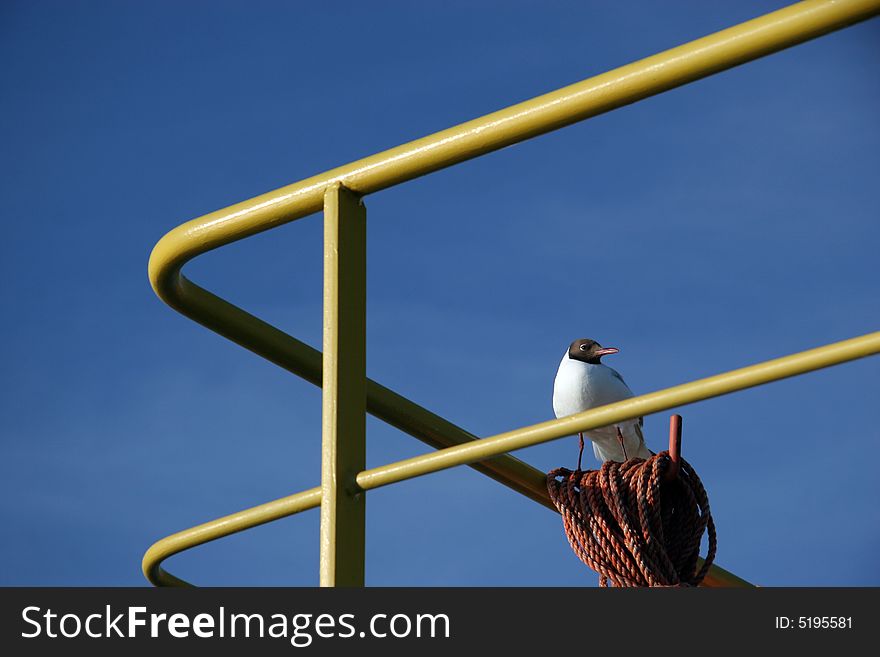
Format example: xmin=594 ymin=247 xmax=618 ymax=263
xmin=595 ymin=347 xmax=619 ymax=356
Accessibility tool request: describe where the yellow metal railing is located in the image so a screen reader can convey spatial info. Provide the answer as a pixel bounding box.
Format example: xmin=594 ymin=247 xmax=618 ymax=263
xmin=144 ymin=0 xmax=880 ymax=588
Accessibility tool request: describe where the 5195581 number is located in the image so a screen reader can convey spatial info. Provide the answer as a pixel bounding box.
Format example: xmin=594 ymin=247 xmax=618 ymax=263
xmin=775 ymin=617 xmax=852 ymax=629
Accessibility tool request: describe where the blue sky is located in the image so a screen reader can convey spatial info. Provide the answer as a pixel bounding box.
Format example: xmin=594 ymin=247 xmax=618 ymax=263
xmin=1 ymin=0 xmax=877 ymax=587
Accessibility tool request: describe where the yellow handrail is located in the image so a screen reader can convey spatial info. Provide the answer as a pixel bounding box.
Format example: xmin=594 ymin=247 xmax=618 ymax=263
xmin=144 ymin=0 xmax=880 ymax=588
xmin=354 ymin=333 xmax=880 ymax=492
xmin=143 ymin=487 xmax=321 ymax=588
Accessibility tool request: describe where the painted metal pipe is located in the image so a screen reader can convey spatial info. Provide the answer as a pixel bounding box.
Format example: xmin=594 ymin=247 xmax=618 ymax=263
xmin=142 ymin=487 xmax=322 ymax=587
xmin=355 ymin=332 xmax=880 ymax=491
xmin=666 ymin=415 xmax=683 ymax=482
xmin=320 ymin=185 xmax=367 ymax=587
xmin=149 ymin=0 xmax=880 ymax=285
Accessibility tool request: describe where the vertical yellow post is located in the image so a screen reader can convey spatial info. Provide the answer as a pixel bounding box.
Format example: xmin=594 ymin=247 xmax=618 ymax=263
xmin=320 ymin=183 xmax=367 ymax=587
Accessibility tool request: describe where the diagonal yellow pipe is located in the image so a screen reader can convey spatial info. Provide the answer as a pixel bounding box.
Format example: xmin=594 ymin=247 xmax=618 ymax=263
xmin=150 ymin=0 xmax=880 ymax=282
xmin=142 ymin=487 xmax=321 ymax=587
xmin=147 ymin=0 xmax=880 ymax=533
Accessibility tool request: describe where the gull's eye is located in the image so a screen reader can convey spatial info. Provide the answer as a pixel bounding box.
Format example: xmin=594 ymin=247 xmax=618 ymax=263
xmin=580 ymin=344 xmax=588 ymax=351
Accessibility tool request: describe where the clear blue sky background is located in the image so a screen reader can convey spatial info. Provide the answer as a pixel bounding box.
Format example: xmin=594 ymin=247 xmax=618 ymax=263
xmin=1 ymin=0 xmax=877 ymax=587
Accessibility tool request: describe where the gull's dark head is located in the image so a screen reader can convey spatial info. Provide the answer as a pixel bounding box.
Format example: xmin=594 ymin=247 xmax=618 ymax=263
xmin=568 ymin=338 xmax=619 ymax=364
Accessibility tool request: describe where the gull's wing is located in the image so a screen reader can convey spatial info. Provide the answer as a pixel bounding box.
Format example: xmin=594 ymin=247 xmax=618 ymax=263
xmin=634 ymin=422 xmax=645 ymax=446
xmin=608 ymin=366 xmax=643 ymax=427
xmin=608 ymin=366 xmax=628 ymax=387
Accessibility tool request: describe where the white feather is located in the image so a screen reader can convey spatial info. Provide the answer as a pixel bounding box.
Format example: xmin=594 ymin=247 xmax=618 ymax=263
xmin=552 ymin=350 xmax=651 ymax=464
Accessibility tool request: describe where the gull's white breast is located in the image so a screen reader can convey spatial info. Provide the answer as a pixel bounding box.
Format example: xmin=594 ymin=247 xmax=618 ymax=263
xmin=552 ymin=353 xmax=634 ymax=417
xmin=552 ymin=350 xmax=649 ymax=463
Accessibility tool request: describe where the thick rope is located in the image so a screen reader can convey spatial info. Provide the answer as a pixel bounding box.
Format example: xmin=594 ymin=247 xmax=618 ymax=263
xmin=546 ymin=452 xmax=716 ymax=587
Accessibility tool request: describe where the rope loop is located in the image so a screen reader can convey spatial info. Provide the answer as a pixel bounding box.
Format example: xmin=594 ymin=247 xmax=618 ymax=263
xmin=547 ymin=451 xmax=716 ymax=587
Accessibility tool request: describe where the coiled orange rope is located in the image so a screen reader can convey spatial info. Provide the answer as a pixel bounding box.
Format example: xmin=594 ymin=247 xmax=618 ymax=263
xmin=547 ymin=449 xmax=716 ymax=587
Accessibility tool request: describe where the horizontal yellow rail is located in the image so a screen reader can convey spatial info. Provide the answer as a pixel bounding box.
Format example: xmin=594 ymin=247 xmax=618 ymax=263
xmin=356 ymin=333 xmax=880 ymax=491
xmin=142 ymin=487 xmax=750 ymax=588
xmin=145 ymin=0 xmax=880 ymax=588
xmin=144 ymin=488 xmax=321 ymax=588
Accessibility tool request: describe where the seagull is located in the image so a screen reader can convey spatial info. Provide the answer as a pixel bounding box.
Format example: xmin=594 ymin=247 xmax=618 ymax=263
xmin=552 ymin=338 xmax=651 ymax=469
